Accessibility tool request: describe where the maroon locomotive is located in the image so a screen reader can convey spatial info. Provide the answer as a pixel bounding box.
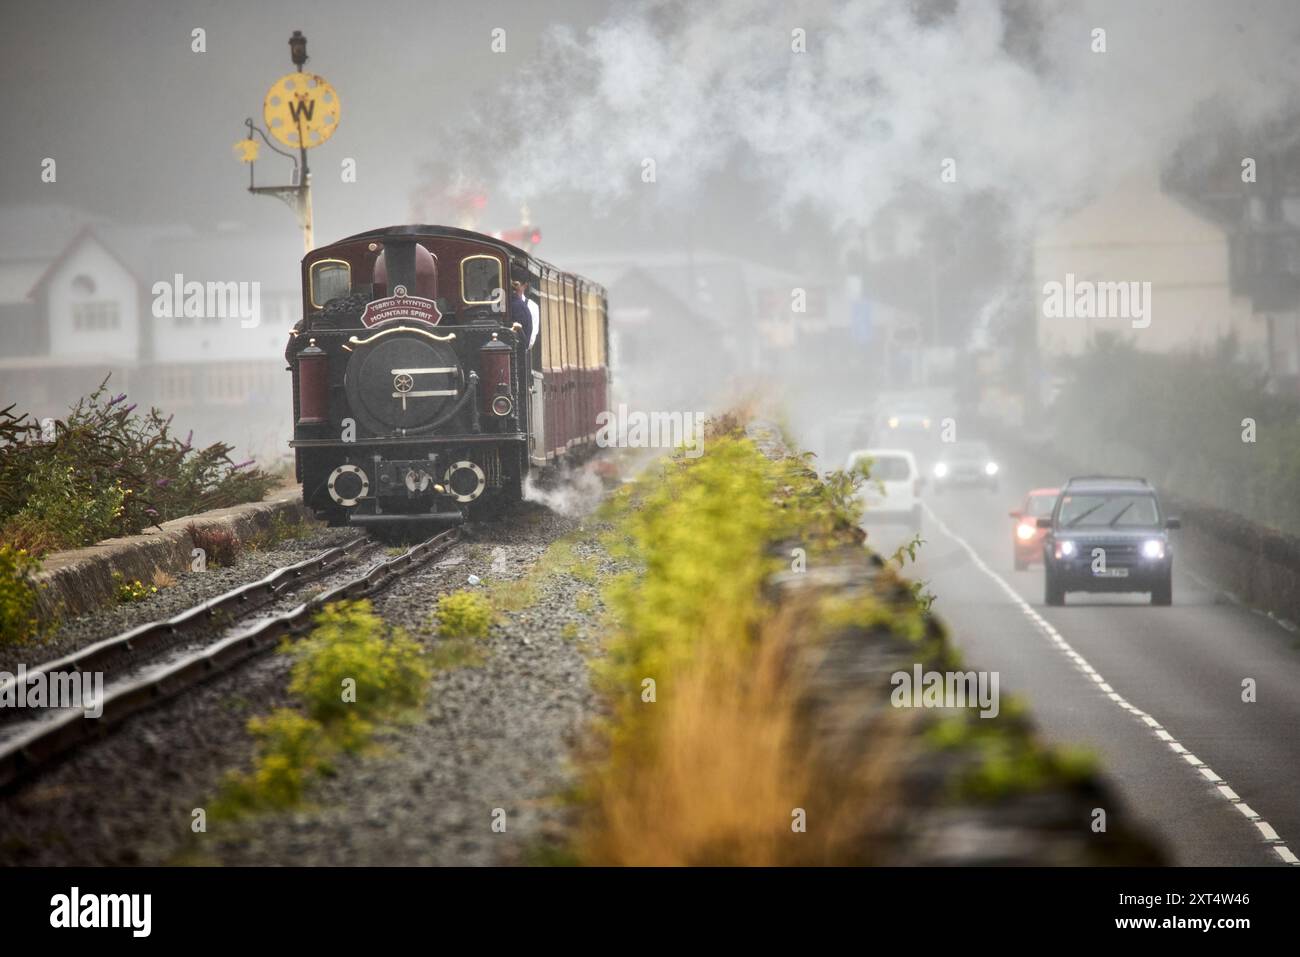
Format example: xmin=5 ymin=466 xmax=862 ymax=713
xmin=286 ymin=224 xmax=610 ymax=527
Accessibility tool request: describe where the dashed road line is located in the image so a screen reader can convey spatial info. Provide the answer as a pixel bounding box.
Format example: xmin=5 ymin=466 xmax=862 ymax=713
xmin=923 ymin=502 xmax=1297 ymax=866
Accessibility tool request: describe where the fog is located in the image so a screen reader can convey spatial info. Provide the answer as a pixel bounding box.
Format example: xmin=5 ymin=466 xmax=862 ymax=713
xmin=2 ymin=1 xmax=1299 ymax=516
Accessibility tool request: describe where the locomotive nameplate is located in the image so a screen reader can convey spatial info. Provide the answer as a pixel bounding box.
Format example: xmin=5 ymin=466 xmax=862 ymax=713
xmin=360 ymin=287 xmax=443 ymax=328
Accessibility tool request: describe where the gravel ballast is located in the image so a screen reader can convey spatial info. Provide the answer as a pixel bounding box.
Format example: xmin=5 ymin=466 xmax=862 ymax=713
xmin=0 ymin=502 xmax=606 ymax=866
xmin=1 ymin=524 xmax=357 ymax=676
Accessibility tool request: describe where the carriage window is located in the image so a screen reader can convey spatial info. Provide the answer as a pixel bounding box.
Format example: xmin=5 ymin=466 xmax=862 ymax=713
xmin=309 ymin=260 xmax=351 ymax=308
xmin=461 ymin=255 xmax=502 ymax=305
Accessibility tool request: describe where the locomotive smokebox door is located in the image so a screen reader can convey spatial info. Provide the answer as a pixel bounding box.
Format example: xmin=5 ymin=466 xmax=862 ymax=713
xmin=343 ymin=332 xmax=462 ymax=435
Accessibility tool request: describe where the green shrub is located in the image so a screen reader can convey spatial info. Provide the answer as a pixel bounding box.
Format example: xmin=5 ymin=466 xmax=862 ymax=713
xmin=5 ymin=459 xmax=126 ymax=554
xmin=216 ymin=709 xmax=333 ymax=814
xmin=0 ymin=380 xmax=275 ymax=556
xmin=598 ymin=437 xmax=782 ymax=699
xmin=0 ymin=544 xmax=44 ymax=644
xmin=288 ymin=600 xmax=430 ymax=724
xmin=113 ymin=573 xmax=157 ymax=604
xmin=215 ymin=600 xmax=430 ymax=816
xmin=245 ymin=512 xmax=310 ymax=551
xmin=434 ymin=590 xmax=496 ymax=640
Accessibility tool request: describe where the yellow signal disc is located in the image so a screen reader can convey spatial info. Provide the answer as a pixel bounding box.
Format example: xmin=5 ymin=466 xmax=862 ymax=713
xmin=263 ymin=72 xmax=340 ymax=149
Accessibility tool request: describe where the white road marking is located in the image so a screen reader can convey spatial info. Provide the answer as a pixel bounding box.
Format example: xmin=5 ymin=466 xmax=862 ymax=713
xmin=922 ymin=502 xmax=1297 ymax=866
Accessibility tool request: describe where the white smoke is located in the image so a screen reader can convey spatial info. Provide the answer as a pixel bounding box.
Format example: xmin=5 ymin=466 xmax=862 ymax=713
xmin=522 ymin=464 xmax=608 ymax=517
xmin=482 ymin=0 xmax=1300 ymax=241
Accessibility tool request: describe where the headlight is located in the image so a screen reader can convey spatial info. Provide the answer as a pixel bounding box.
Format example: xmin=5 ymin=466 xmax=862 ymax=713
xmin=1016 ymin=523 xmax=1036 ymax=540
xmin=933 ymin=462 xmax=949 ymax=478
xmin=922 ymin=418 xmax=931 ymax=429
xmin=1142 ymin=539 xmax=1165 ymax=559
xmin=1057 ymin=540 xmax=1077 ymax=558
xmin=985 ymin=461 xmax=999 ymax=476
xmin=888 ymin=416 xmax=900 ymax=429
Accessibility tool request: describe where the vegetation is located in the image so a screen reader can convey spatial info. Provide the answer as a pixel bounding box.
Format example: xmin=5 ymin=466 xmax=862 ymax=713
xmin=560 ymin=413 xmax=1095 ymax=864
xmin=485 ymin=537 xmax=601 ymax=615
xmin=572 ymin=420 xmax=904 ymax=864
xmin=433 ymin=590 xmax=496 ymax=640
xmin=1050 ymin=336 xmax=1300 ymax=533
xmin=113 ymin=573 xmax=158 ymax=604
xmin=187 ymin=524 xmax=242 ymax=568
xmin=926 ymin=700 xmax=1097 ymax=800
xmin=245 ymin=512 xmax=312 ymax=552
xmin=288 ymin=600 xmax=430 ymax=726
xmin=0 ymin=379 xmax=275 ymax=557
xmin=0 ymin=545 xmax=44 ymax=644
xmin=215 ymin=600 xmax=430 ymax=815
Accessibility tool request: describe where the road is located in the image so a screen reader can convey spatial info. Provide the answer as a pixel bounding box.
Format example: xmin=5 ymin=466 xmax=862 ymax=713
xmin=864 ymin=447 xmax=1300 ymax=866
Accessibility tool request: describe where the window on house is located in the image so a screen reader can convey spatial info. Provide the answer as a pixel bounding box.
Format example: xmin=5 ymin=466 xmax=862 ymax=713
xmin=71 ymin=274 xmax=96 ymax=295
xmin=72 ymin=301 xmax=119 ymax=331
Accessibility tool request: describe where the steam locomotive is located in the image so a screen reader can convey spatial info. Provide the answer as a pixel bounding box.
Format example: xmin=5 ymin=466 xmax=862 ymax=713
xmin=286 ymin=224 xmax=610 ymax=527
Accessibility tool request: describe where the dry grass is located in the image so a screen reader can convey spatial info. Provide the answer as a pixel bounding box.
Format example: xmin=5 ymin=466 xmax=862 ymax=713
xmin=575 ymin=598 xmax=909 ymax=866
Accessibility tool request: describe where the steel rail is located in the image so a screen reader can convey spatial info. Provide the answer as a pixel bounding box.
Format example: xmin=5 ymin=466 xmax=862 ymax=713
xmin=0 ymin=535 xmax=373 ymax=709
xmin=0 ymin=528 xmax=460 ymax=789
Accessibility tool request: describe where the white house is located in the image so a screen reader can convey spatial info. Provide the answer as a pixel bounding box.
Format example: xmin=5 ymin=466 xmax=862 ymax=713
xmin=1034 ymin=173 xmax=1265 ymax=365
xmin=0 ymin=207 xmax=302 ymax=463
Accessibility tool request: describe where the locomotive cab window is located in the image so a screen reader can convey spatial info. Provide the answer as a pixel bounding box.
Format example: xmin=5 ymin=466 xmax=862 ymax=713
xmin=460 ymin=255 xmax=502 ymax=305
xmin=309 ymin=260 xmax=351 ymax=308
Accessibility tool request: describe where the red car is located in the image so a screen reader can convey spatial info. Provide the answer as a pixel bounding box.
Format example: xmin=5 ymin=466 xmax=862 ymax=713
xmin=1009 ymin=487 xmax=1060 ymax=570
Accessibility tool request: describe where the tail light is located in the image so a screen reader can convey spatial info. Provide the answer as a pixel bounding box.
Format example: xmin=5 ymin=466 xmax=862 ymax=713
xmin=296 ymin=338 xmax=329 ymax=426
xmin=914 ymin=478 xmax=922 ymax=497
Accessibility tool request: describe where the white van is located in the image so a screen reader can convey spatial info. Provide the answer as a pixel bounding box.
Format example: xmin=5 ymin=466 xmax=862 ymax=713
xmin=846 ymin=448 xmax=923 ymax=531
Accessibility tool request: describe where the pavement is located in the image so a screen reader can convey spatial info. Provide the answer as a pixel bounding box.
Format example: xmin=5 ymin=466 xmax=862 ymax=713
xmin=863 ymin=447 xmax=1300 ymax=867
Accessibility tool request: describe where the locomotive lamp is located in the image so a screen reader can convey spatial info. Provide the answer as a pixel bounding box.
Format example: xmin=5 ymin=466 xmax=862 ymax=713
xmin=289 ymin=30 xmax=308 ymax=67
xmin=295 ymin=338 xmax=330 ymax=427
xmin=479 ymin=333 xmax=515 ymax=421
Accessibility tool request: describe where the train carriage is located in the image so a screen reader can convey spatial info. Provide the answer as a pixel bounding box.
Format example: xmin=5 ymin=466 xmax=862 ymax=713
xmin=286 ymin=224 xmax=609 ymax=527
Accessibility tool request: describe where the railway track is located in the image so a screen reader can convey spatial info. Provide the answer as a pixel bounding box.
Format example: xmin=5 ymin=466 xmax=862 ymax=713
xmin=0 ymin=527 xmax=461 ymax=790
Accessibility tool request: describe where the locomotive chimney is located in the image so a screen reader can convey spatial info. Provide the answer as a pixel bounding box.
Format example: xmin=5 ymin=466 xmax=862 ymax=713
xmin=385 ymin=240 xmax=418 ymax=296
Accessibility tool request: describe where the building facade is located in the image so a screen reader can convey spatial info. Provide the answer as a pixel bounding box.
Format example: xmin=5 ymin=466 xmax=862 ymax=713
xmin=0 ymin=207 xmax=300 ymax=463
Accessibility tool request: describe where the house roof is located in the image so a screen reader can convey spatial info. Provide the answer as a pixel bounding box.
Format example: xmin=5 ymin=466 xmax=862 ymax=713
xmin=26 ymin=222 xmax=301 ymax=299
xmin=0 ymin=204 xmax=105 ymax=262
xmin=1036 ymin=175 xmax=1228 ymax=249
xmin=565 ymin=249 xmax=828 ymax=330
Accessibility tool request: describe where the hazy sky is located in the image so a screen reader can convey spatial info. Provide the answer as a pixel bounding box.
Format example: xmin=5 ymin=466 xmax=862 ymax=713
xmin=0 ymin=0 xmax=625 ymax=254
xmin=4 ymin=0 xmax=1300 ymax=330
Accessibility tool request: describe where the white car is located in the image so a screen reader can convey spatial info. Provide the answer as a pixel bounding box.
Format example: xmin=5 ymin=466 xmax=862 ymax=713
xmin=846 ymin=448 xmax=923 ymax=531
